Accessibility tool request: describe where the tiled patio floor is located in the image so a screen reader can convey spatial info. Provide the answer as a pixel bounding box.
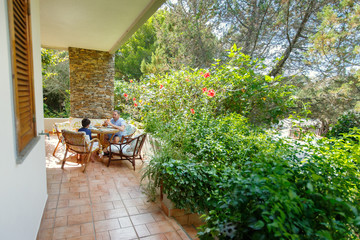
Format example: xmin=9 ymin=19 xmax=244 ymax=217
xmin=37 ymin=135 xmax=198 ymax=240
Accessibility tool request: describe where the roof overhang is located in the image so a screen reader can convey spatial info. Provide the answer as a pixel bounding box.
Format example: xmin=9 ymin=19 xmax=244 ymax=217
xmin=39 ymin=0 xmax=165 ymax=53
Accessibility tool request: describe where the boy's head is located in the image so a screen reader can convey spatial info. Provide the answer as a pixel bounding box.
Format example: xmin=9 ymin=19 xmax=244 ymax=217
xmin=82 ymin=118 xmax=91 ymax=128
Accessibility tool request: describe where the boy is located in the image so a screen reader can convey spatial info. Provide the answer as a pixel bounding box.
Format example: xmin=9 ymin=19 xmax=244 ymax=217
xmin=78 ymin=118 xmax=92 ymax=140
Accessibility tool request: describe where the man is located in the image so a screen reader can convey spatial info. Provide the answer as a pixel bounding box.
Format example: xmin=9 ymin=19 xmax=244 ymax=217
xmin=103 ymin=110 xmax=125 ymax=143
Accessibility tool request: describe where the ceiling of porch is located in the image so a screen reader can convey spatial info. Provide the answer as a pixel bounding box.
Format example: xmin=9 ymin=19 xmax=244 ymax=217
xmin=39 ymin=0 xmax=165 ymax=53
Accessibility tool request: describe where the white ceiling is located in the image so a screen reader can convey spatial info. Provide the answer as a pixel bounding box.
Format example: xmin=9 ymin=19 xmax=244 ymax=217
xmin=39 ymin=0 xmax=165 ymax=53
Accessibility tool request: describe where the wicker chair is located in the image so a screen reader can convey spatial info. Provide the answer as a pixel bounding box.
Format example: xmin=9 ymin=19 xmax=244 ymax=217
xmin=108 ymin=133 xmax=147 ymax=170
xmin=52 ymin=122 xmax=70 ymax=156
xmin=61 ymin=129 xmax=102 ymax=172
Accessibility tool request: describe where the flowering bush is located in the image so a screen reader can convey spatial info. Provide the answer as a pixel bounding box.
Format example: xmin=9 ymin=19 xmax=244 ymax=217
xmin=114 ymin=48 xmax=360 ymax=239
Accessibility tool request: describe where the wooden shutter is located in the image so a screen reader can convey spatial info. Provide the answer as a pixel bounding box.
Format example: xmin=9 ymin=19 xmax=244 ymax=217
xmin=8 ymin=0 xmax=36 ymax=153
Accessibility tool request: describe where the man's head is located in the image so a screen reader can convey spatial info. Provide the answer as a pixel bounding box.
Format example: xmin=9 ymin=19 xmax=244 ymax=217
xmin=112 ymin=110 xmax=120 ymax=121
xmin=82 ymin=118 xmax=91 ymax=128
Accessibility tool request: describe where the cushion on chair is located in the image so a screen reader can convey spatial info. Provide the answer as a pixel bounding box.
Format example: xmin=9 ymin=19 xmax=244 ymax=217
xmin=123 ymin=124 xmax=137 ymax=136
xmin=54 ymin=121 xmax=70 ymax=132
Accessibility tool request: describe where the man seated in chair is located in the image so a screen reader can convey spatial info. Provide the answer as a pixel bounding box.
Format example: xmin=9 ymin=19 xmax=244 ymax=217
xmin=103 ymin=110 xmax=125 ymax=144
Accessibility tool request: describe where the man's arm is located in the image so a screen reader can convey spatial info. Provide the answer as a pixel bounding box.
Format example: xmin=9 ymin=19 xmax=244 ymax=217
xmin=107 ymin=119 xmax=125 ymax=131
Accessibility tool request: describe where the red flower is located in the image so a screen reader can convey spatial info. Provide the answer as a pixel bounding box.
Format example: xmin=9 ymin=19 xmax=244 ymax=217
xmin=130 ymin=79 xmax=133 ymax=83
xmin=134 ymin=103 xmax=138 ymax=107
xmin=186 ymin=78 xmax=190 ymax=82
xmin=133 ymin=97 xmax=136 ymax=101
xmin=123 ymin=93 xmax=128 ymax=98
xmin=160 ymin=85 xmax=163 ymax=89
xmin=202 ymin=87 xmax=208 ymax=93
xmin=203 ymin=72 xmax=210 ymax=78
xmin=208 ymin=89 xmax=215 ymax=97
xmin=190 ymin=109 xmax=195 ymax=114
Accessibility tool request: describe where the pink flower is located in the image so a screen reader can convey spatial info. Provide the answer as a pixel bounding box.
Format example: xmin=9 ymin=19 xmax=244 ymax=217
xmin=134 ymin=103 xmax=138 ymax=107
xmin=208 ymin=89 xmax=215 ymax=97
xmin=203 ymin=72 xmax=210 ymax=78
xmin=190 ymin=109 xmax=195 ymax=114
xmin=130 ymin=79 xmax=133 ymax=83
xmin=123 ymin=93 xmax=128 ymax=98
xmin=133 ymin=97 xmax=136 ymax=101
xmin=200 ymin=72 xmax=203 ymax=75
xmin=160 ymin=85 xmax=163 ymax=89
xmin=186 ymin=78 xmax=190 ymax=82
xmin=202 ymin=87 xmax=208 ymax=93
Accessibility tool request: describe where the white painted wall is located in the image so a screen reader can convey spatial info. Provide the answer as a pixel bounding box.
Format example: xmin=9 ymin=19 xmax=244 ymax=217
xmin=0 ymin=0 xmax=48 ymax=239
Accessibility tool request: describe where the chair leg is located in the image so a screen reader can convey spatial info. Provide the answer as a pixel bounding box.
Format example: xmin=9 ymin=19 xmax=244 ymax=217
xmin=107 ymin=153 xmax=112 ymax=167
xmin=132 ymin=157 xmax=135 ymax=171
xmin=82 ymin=153 xmax=91 ymax=173
xmin=61 ymin=148 xmax=68 ymax=169
xmin=52 ymin=139 xmax=61 ymax=156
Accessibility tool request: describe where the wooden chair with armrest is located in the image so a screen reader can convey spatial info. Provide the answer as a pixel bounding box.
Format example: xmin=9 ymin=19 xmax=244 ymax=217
xmin=61 ymin=129 xmax=102 ymax=172
xmin=53 ymin=121 xmax=70 ymax=156
xmin=107 ymin=133 xmax=147 ymax=170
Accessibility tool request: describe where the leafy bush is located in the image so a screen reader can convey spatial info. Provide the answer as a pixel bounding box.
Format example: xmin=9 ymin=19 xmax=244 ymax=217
xmin=114 ymin=45 xmax=295 ymax=128
xmin=144 ymin=127 xmax=360 ymax=239
xmin=327 ymin=110 xmax=360 ymax=139
xmin=134 ymin=48 xmax=359 ymax=239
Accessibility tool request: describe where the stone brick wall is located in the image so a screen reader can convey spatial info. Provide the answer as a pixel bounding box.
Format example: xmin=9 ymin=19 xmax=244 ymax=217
xmin=69 ymin=47 xmax=114 ymax=119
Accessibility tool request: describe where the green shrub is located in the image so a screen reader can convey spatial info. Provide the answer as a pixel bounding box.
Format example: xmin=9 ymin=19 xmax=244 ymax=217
xmin=144 ymin=129 xmax=360 ymax=239
xmin=327 ymin=110 xmax=360 ymax=139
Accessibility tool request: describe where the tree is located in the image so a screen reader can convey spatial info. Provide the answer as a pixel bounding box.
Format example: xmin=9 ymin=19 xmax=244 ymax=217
xmin=155 ymin=0 xmax=222 ymax=70
xmin=213 ymin=0 xmax=336 ymax=77
xmin=41 ymin=49 xmax=70 ymax=117
xmin=114 ymin=12 xmax=163 ymax=80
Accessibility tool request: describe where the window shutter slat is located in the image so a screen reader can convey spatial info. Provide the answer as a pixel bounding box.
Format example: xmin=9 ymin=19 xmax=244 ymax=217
xmin=8 ymin=0 xmax=36 ymax=154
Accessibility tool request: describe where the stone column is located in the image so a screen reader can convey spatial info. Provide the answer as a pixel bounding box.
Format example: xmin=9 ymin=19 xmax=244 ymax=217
xmin=68 ymin=47 xmax=114 ymax=119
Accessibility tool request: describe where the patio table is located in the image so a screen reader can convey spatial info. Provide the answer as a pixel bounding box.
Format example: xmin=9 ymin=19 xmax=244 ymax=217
xmin=90 ymin=126 xmax=119 ymax=149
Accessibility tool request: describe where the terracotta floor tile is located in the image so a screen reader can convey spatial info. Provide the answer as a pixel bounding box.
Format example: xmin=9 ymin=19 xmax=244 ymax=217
xmin=127 ymin=206 xmax=140 ymax=215
xmin=69 ymin=198 xmax=91 ymax=207
xmin=109 ymin=227 xmax=137 ymax=240
xmin=135 ymin=224 xmax=151 ymax=238
xmin=55 ymin=216 xmax=67 ymax=227
xmin=104 ymin=208 xmax=128 ymax=219
xmin=80 ymin=205 xmax=92 ymax=213
xmin=93 ymin=211 xmax=106 ymax=221
xmin=47 ymin=194 xmax=59 ymax=201
xmin=57 ymin=199 xmax=69 ymax=208
xmin=94 ymin=219 xmax=120 ymax=232
xmin=113 ymin=200 xmax=125 ymax=209
xmin=176 ymin=229 xmax=191 ymax=240
xmin=56 ymin=206 xmax=80 ymax=217
xmin=67 ymin=234 xmax=95 ymax=240
xmin=146 ymin=221 xmax=175 ymax=235
xmin=68 ymin=213 xmax=93 ymax=225
xmin=151 ymin=212 xmax=167 ymax=222
xmin=131 ymin=213 xmax=156 ymax=226
xmin=38 ymin=135 xmax=195 ymax=240
xmin=101 ymin=194 xmax=121 ymax=202
xmin=118 ymin=216 xmax=133 ymax=228
xmin=39 ymin=218 xmax=54 ymax=230
xmin=95 ymin=231 xmax=110 ymax=240
xmin=59 ymin=193 xmax=80 ymax=200
xmin=167 ymin=218 xmax=181 ymax=231
xmin=37 ymin=228 xmax=53 ymax=240
xmin=182 ymin=225 xmax=198 ymax=240
xmin=81 ymin=222 xmax=95 ymax=236
xmin=164 ymin=231 xmax=182 ymax=240
xmin=70 ymin=186 xmax=89 ymax=193
xmin=46 ymin=201 xmax=58 ymax=210
xmin=140 ymin=234 xmax=167 ymax=240
xmin=92 ymin=202 xmax=114 ymax=212
xmin=53 ymin=225 xmax=81 ymax=239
